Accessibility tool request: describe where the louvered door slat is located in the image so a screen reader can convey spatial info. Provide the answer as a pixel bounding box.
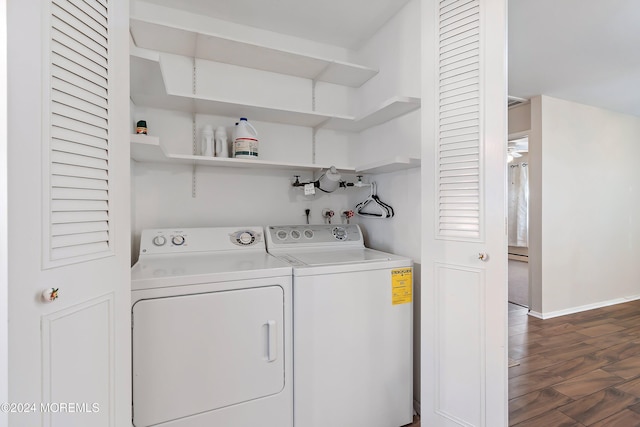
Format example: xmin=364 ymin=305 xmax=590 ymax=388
xmin=440 ymin=28 xmax=479 ymax=48
xmin=52 ymin=231 xmax=109 ymax=248
xmin=51 ymin=16 xmax=107 ymax=60
xmin=52 ymin=29 xmax=107 ymax=69
xmin=52 ymin=210 xmax=109 ymax=224
xmin=52 ymin=221 xmax=109 ymax=236
xmin=52 ymin=126 xmax=107 ymax=149
xmin=441 ymin=168 xmax=479 ymax=177
xmin=53 ymin=77 xmax=108 ymax=110
xmin=440 ymin=0 xmax=477 ymax=21
xmin=52 ymin=200 xmax=109 ymax=212
xmin=53 ymin=116 xmax=108 ymax=139
xmin=440 ymin=104 xmax=478 ymax=120
xmin=51 ymin=151 xmax=108 ymax=170
xmin=52 ymin=163 xmax=108 ymax=180
xmin=53 ymin=52 xmax=107 ymax=89
xmin=53 ymin=90 xmax=108 ymax=120
xmin=53 ymin=103 xmax=108 ymax=130
xmin=92 ymin=0 xmax=108 ymax=16
xmin=55 ymin=0 xmax=108 ymax=30
xmin=51 ymin=188 xmax=109 ymax=201
xmin=52 ymin=139 xmax=108 ymax=159
xmin=440 ymin=118 xmax=478 ymax=132
xmin=440 ymin=77 xmax=479 ymax=94
xmin=52 ymin=242 xmax=109 ymax=260
xmin=45 ymin=0 xmax=111 ymax=265
xmin=437 ymin=0 xmax=481 ymax=239
xmin=52 ymin=175 xmax=108 ymax=190
xmin=53 ymin=42 xmax=107 ymax=78
xmin=52 ymin=3 xmax=107 ymax=49
xmin=53 ymin=65 xmax=107 ymax=100
xmin=440 ymin=0 xmax=473 ymax=12
xmin=440 ymin=14 xmax=479 ymax=35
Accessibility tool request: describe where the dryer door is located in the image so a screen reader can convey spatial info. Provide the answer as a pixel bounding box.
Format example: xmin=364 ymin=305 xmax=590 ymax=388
xmin=132 ymin=285 xmax=285 ymax=427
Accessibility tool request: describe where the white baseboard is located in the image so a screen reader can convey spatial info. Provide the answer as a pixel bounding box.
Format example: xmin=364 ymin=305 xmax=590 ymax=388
xmin=528 ymin=294 xmax=640 ymax=319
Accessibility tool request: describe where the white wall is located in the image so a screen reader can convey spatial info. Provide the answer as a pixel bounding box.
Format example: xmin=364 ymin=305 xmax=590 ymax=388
xmin=130 ymin=0 xmax=423 ymax=405
xmin=508 ymin=102 xmax=531 ymax=135
xmin=350 ymin=0 xmax=422 ymax=404
xmin=130 ymin=3 xmax=359 ymax=261
xmin=530 ymin=95 xmax=640 ymax=316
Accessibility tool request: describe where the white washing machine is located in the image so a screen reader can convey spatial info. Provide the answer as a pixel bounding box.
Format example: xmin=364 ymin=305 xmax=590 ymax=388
xmin=265 ymin=224 xmax=413 ymax=427
xmin=131 ymin=227 xmax=292 ymax=427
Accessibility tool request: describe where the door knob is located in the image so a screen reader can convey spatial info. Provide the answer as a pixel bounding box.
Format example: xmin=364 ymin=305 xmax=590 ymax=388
xmin=478 ymin=253 xmax=489 ymax=261
xmin=41 ymin=287 xmax=59 ymax=303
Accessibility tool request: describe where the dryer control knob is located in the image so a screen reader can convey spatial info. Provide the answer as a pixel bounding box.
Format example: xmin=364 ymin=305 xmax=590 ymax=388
xmin=152 ymin=235 xmax=167 ymax=246
xmin=171 ymin=235 xmax=185 ymax=246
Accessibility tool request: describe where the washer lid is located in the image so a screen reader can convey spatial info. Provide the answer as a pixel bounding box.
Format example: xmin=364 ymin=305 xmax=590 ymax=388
xmin=131 ymin=252 xmax=292 ymax=290
xmin=272 ymin=248 xmax=412 ymax=276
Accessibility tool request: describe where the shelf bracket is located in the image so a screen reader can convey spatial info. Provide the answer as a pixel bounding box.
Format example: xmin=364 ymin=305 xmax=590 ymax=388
xmin=312 ymin=62 xmax=332 ymax=87
xmin=312 ymin=79 xmax=316 ymax=111
xmin=192 ymin=114 xmax=197 ymax=198
xmin=312 ymin=127 xmax=317 ymax=164
xmin=192 ymin=55 xmax=197 ymax=95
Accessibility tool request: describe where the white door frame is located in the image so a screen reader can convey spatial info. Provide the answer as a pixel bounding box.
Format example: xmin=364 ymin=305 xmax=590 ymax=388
xmin=1 ymin=1 xmax=9 ymax=424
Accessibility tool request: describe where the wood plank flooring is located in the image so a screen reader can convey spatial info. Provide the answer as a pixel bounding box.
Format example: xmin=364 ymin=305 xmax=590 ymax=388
xmin=509 ymin=300 xmax=640 ymax=426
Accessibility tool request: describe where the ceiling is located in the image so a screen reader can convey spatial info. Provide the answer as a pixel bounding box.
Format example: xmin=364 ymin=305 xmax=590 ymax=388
xmin=509 ymin=0 xmax=640 ymax=117
xmin=140 ymin=0 xmax=640 ymax=117
xmin=139 ymin=0 xmax=412 ymax=49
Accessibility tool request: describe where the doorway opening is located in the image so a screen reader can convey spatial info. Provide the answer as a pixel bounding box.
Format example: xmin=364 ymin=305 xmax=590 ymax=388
xmin=507 ymin=134 xmax=529 ymax=308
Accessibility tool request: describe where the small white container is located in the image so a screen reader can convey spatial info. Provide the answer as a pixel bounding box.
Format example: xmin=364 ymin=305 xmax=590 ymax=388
xmin=201 ymin=125 xmax=214 ymax=157
xmin=215 ymin=126 xmax=228 ymax=157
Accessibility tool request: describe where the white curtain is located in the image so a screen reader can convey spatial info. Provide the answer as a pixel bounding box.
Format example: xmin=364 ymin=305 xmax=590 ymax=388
xmin=508 ymin=162 xmax=528 ymax=247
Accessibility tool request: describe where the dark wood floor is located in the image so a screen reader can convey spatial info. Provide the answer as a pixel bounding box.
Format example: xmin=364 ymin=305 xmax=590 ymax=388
xmin=509 ymin=300 xmax=640 ymax=426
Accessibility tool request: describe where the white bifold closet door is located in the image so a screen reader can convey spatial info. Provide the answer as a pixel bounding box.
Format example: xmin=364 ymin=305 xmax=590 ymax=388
xmin=6 ymin=1 xmax=131 ymax=426
xmin=421 ymin=0 xmax=508 ymax=425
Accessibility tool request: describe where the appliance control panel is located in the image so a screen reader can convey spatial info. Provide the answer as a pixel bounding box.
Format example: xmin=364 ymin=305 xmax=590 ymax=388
xmin=139 ymin=227 xmax=264 ymax=256
xmin=266 ymin=224 xmax=364 ymax=249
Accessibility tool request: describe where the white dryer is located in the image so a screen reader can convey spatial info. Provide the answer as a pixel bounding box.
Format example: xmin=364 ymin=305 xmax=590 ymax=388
xmin=131 ymin=227 xmax=292 ymax=427
xmin=265 ymin=224 xmax=413 ymax=427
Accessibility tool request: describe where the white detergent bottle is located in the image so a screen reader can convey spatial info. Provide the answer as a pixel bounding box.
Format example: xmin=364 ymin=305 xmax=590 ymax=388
xmin=233 ymin=118 xmax=258 ymax=159
xmin=201 ymin=125 xmax=214 ymax=157
xmin=214 ymin=126 xmax=228 ymax=157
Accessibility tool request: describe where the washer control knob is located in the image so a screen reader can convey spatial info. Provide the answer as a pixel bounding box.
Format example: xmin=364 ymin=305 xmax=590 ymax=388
xmin=276 ymin=230 xmax=288 ymax=240
xmin=332 ymin=227 xmax=347 ymax=241
xmin=171 ymin=235 xmax=185 ymax=246
xmin=239 ymin=231 xmax=254 ymax=245
xmin=290 ymin=230 xmax=301 ymax=240
xmin=152 ymin=235 xmax=167 ymax=246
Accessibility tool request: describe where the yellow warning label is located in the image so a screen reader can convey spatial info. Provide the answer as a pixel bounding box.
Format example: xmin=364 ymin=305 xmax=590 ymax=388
xmin=391 ymin=268 xmax=413 ymax=305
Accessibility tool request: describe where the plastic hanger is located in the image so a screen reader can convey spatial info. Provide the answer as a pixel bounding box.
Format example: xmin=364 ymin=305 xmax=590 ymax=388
xmin=355 ymin=182 xmax=394 ymax=218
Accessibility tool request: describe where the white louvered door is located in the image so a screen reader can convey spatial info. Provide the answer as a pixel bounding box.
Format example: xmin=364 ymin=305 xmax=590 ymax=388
xmin=422 ymin=0 xmax=508 ymax=425
xmin=47 ymin=0 xmax=112 ymax=264
xmin=6 ymin=1 xmax=130 ymax=426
